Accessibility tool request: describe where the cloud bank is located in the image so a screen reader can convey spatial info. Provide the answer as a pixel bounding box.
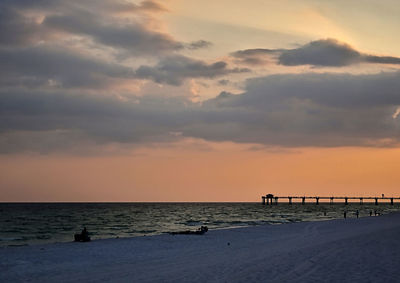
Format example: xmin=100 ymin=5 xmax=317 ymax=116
xmin=232 ymin=39 xmax=400 ymax=67
xmin=1 ymin=71 xmax=400 ymax=152
xmin=1 ymin=1 xmax=400 ymax=154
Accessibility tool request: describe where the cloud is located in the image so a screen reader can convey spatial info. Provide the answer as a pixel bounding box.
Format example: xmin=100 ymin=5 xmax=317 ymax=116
xmin=186 ymin=40 xmax=213 ymax=50
xmin=0 ymin=89 xmax=190 ymax=153
xmin=232 ymin=39 xmax=400 ymax=67
xmin=278 ymin=39 xmax=361 ymax=66
xmin=0 ymin=0 xmax=221 ymax=89
xmin=1 ymin=2 xmax=400 ymax=153
xmin=198 ymin=71 xmax=400 ymax=146
xmin=231 ymin=48 xmax=281 ymax=65
xmin=1 ymin=71 xmax=400 ymax=153
xmin=0 ymin=46 xmax=135 ymax=88
xmin=0 ymin=0 xmax=183 ymax=56
xmin=135 ymin=55 xmax=250 ymax=85
xmin=43 ymin=8 xmax=183 ymax=56
xmin=0 ymin=5 xmax=51 ymax=47
xmin=111 ymin=0 xmax=167 ymax=13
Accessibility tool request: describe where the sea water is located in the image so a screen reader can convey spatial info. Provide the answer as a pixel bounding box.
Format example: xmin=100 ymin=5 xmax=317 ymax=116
xmin=1 ymin=202 xmax=399 ymax=247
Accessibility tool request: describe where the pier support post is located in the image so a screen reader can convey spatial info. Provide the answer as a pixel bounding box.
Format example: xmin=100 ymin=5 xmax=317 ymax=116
xmin=262 ymin=196 xmax=266 ymax=205
xmin=274 ymin=197 xmax=278 ymax=205
xmin=302 ymin=197 xmax=305 ymax=205
xmin=288 ymin=197 xmax=292 ymax=205
xmin=266 ymin=194 xmax=274 ymax=205
xmin=316 ymin=197 xmax=319 ymax=205
xmin=360 ymin=198 xmax=363 ymax=205
xmin=345 ymin=197 xmax=348 ymax=205
xmin=391 ymin=198 xmax=394 ymax=205
xmin=330 ymin=197 xmax=334 ymax=205
xmin=375 ymin=198 xmax=378 ymax=205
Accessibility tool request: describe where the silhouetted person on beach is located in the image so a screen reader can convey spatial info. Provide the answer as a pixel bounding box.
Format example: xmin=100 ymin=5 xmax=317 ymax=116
xmin=356 ymin=210 xmax=359 ymax=219
xmin=344 ymin=211 xmax=347 ymax=219
xmin=74 ymin=227 xmax=91 ymax=242
xmin=82 ymin=227 xmax=89 ymax=238
xmin=369 ymin=210 xmax=372 ymax=216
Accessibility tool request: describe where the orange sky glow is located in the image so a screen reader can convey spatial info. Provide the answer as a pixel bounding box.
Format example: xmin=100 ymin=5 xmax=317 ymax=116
xmin=2 ymin=143 xmax=400 ymax=202
xmin=1 ymin=0 xmax=400 ymax=201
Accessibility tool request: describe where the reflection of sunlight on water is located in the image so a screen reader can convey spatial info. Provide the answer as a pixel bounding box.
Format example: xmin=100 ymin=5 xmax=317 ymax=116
xmin=1 ymin=202 xmax=399 ymax=247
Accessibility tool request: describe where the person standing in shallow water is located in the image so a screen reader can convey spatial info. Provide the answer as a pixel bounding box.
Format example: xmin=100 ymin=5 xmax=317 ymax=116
xmin=356 ymin=210 xmax=359 ymax=218
xmin=344 ymin=211 xmax=347 ymax=219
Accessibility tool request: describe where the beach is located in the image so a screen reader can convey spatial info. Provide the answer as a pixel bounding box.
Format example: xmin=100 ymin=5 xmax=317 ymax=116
xmin=1 ymin=212 xmax=400 ymax=283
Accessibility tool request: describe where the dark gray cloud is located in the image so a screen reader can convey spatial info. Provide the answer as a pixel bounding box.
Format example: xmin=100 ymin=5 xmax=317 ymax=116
xmin=0 ymin=0 xmax=185 ymax=56
xmin=186 ymin=40 xmax=213 ymax=50
xmin=231 ymin=48 xmax=281 ymax=65
xmin=232 ymin=39 xmax=400 ymax=67
xmin=43 ymin=9 xmax=183 ymax=55
xmin=198 ymin=71 xmax=400 ymax=146
xmin=1 ymin=2 xmax=400 ymax=153
xmin=0 ymin=46 xmax=135 ymax=88
xmin=0 ymin=6 xmax=49 ymax=47
xmin=0 ymin=0 xmax=217 ymax=89
xmin=1 ymin=71 xmax=400 ymax=153
xmin=135 ymin=55 xmax=250 ymax=85
xmin=0 ymin=89 xmax=189 ymax=153
xmin=279 ymin=39 xmax=361 ymax=66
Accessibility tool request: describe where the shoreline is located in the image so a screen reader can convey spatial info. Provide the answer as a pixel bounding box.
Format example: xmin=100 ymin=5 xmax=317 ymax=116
xmin=2 ymin=212 xmax=400 ymax=282
xmin=2 ymin=205 xmax=393 ymax=249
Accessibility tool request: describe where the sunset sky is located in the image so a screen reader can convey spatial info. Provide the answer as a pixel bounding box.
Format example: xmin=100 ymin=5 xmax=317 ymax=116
xmin=1 ymin=0 xmax=400 ymax=202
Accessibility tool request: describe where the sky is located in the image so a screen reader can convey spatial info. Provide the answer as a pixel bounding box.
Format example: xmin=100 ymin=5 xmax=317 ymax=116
xmin=1 ymin=0 xmax=400 ymax=202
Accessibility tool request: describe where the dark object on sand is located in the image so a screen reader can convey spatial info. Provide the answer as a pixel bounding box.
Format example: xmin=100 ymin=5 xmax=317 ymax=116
xmin=74 ymin=227 xmax=91 ymax=242
xmin=170 ymin=226 xmax=208 ymax=235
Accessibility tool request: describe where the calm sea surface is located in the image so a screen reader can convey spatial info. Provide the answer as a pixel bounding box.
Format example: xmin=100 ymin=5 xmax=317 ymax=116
xmin=1 ymin=202 xmax=399 ymax=247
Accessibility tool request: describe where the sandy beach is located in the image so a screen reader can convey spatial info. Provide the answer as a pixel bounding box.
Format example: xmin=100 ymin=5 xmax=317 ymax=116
xmin=1 ymin=213 xmax=400 ymax=283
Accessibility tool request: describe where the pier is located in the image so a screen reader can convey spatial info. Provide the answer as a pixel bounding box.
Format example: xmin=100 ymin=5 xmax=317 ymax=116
xmin=261 ymin=194 xmax=400 ymax=205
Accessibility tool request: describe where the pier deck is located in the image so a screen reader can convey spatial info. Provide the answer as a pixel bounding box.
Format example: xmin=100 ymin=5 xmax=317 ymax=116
xmin=262 ymin=194 xmax=400 ymax=205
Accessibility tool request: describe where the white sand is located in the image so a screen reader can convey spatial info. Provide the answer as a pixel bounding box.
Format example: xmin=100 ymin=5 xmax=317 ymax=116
xmin=1 ymin=213 xmax=400 ymax=283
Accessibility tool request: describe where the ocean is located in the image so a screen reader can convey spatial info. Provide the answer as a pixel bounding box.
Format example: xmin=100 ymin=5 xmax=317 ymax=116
xmin=1 ymin=202 xmax=399 ymax=247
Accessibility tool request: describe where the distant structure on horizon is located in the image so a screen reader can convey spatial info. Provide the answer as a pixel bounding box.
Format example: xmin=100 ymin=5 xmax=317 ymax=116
xmin=261 ymin=194 xmax=400 ymax=205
